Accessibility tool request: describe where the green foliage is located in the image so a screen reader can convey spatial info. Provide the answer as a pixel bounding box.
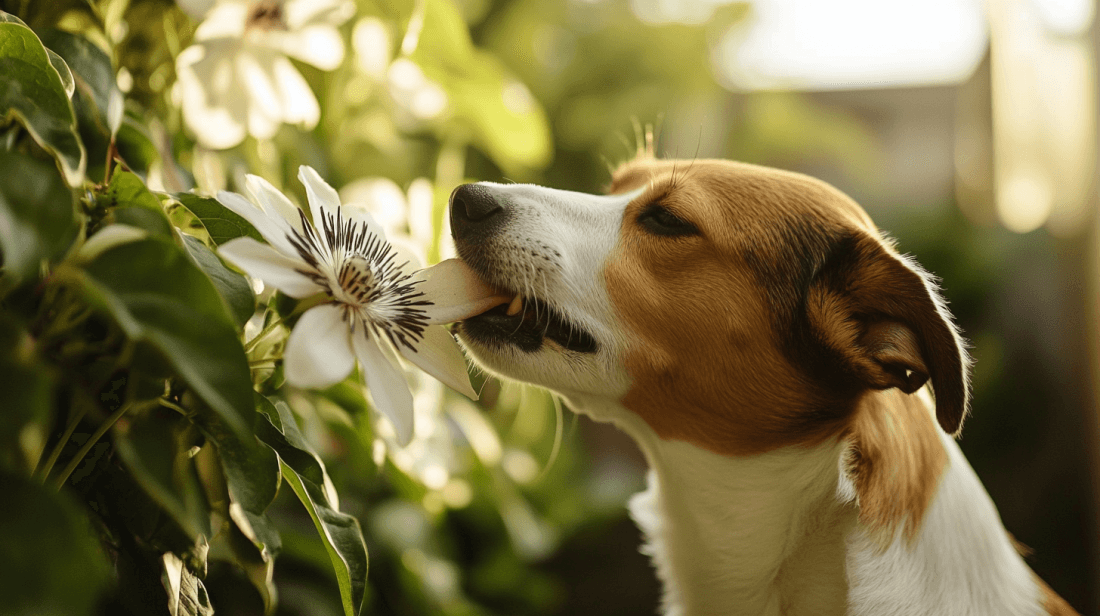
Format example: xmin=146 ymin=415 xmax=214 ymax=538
xmin=0 ymin=15 xmax=85 ymax=184
xmin=180 ymin=234 xmax=256 ymax=328
xmin=174 ymin=193 xmax=263 ymax=246
xmin=77 ymin=237 xmax=256 ymax=439
xmin=0 ymin=314 xmax=52 ymax=474
xmin=259 ymin=400 xmax=369 ymax=616
xmin=0 ymin=1 xmax=806 ymax=614
xmin=0 ymin=150 xmax=77 ymax=281
xmin=0 ymin=474 xmax=111 ymax=616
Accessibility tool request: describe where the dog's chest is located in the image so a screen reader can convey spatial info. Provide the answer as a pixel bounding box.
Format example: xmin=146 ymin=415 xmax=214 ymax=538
xmin=625 ymin=438 xmax=853 ymax=616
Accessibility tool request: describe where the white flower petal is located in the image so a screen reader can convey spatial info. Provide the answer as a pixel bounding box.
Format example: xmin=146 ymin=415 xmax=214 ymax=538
xmin=177 ymin=42 xmax=248 ymax=149
xmin=388 ymin=236 xmax=424 ymax=271
xmin=236 ymin=51 xmax=283 ymax=139
xmin=397 ymin=325 xmax=477 ymax=400
xmin=216 ymin=190 xmax=297 ymax=254
xmin=245 ymin=174 xmax=304 ymax=233
xmin=339 ymin=177 xmax=407 ymax=235
xmin=284 ymin=0 xmax=355 ymax=30
xmin=298 ymin=165 xmax=342 ymax=243
xmin=193 ymin=2 xmax=248 ymax=40
xmin=338 ymin=204 xmax=388 ymax=241
xmin=276 ymin=25 xmax=346 ymax=70
xmin=412 ymin=259 xmax=509 ymax=325
xmin=353 ymin=333 xmax=415 ymax=445
xmin=218 ymin=237 xmax=323 ymax=297
xmin=352 ymin=17 xmax=392 ymax=79
xmin=272 ymin=56 xmax=320 ymax=127
xmin=285 ymin=304 xmax=356 ymax=388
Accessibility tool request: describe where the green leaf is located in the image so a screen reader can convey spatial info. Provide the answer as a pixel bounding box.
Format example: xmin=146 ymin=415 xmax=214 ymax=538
xmin=114 ymin=116 xmax=159 ymax=181
xmin=0 ymin=473 xmax=110 ymax=616
xmin=0 ymin=150 xmax=78 ymax=280
xmin=176 ymin=193 xmax=263 ymax=246
xmin=77 ymin=237 xmax=255 ymax=440
xmin=38 ymin=29 xmax=122 ymax=137
xmin=256 ymin=399 xmax=331 ymax=490
xmin=96 ymin=170 xmax=172 ymax=236
xmin=181 ymin=234 xmax=256 ymax=329
xmin=257 ymin=401 xmax=368 ymax=616
xmin=162 ymin=551 xmax=215 ymax=616
xmin=37 ymin=29 xmax=124 ymax=182
xmin=411 ymin=0 xmax=552 ymax=174
xmin=192 ymin=395 xmax=280 ymax=543
xmin=100 ymin=170 xmax=161 ymax=211
xmin=226 ymin=514 xmax=279 ymax=615
xmin=0 ymin=314 xmax=52 ymax=474
xmin=279 ymin=459 xmax=369 ymax=616
xmin=0 ymin=18 xmax=86 ymax=185
xmin=113 ymin=410 xmax=211 ymax=540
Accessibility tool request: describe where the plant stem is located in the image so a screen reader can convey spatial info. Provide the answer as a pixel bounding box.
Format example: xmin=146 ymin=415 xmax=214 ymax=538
xmin=103 ymin=139 xmax=116 ymax=186
xmin=35 ymin=404 xmax=88 ymax=483
xmin=52 ymin=402 xmax=133 ymax=491
xmin=244 ymin=294 xmax=327 ymax=353
xmin=244 ymin=315 xmax=288 ymax=354
xmin=157 ymin=397 xmax=189 ymax=417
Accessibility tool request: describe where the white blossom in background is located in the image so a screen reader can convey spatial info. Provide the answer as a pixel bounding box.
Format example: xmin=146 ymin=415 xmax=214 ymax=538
xmin=174 ymin=0 xmax=355 ymax=149
xmin=348 ymin=16 xmax=449 ymax=124
xmin=339 ymin=176 xmax=456 ymax=265
xmin=351 ymin=16 xmax=391 ymax=80
xmin=387 ymin=59 xmax=449 ymax=124
xmin=215 ymin=166 xmax=504 ymax=444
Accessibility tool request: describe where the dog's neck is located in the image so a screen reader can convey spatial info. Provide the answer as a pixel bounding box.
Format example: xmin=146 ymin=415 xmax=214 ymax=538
xmin=629 ymin=435 xmax=854 ymax=616
xmin=565 ymin=392 xmax=854 ymax=615
xmin=563 ymin=390 xmax=1043 ymax=616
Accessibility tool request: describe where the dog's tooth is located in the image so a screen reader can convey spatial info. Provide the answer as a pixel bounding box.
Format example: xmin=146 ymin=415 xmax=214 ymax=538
xmin=506 ymin=294 xmax=523 ymax=316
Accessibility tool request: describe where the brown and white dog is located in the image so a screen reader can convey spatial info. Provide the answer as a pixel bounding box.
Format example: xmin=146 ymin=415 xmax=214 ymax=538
xmin=449 ymin=157 xmax=1079 ymax=615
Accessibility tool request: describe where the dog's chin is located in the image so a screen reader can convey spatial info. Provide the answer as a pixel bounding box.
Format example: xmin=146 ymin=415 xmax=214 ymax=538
xmin=454 ymin=293 xmax=608 ymax=391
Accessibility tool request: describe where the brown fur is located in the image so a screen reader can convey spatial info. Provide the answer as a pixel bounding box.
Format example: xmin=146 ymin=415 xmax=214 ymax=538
xmin=1035 ymin=575 xmax=1081 ymax=615
xmin=846 ymin=388 xmax=947 ymax=546
xmin=604 ymin=158 xmax=968 ymax=456
xmin=606 ymin=160 xmax=860 ymax=454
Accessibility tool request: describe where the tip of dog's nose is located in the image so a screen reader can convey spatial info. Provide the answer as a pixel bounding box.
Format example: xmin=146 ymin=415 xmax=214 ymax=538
xmin=450 ymin=184 xmax=503 ymax=223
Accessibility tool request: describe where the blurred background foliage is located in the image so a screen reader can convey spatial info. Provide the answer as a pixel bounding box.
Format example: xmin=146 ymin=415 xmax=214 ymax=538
xmin=0 ymin=0 xmax=1097 ymax=614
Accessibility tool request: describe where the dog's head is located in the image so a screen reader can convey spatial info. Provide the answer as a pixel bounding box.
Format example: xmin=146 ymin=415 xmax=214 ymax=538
xmin=451 ymin=158 xmax=970 ymax=456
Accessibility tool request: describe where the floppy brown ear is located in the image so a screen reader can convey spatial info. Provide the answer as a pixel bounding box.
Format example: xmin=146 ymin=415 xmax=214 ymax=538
xmin=805 ymin=233 xmax=971 ymax=435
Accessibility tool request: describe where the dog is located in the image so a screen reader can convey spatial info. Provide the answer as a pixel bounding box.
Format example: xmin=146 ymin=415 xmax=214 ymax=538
xmin=447 ymin=156 xmax=1078 ymax=615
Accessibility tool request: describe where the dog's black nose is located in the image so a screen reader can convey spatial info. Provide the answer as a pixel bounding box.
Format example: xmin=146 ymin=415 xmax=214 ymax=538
xmin=450 ymin=184 xmax=507 ymax=241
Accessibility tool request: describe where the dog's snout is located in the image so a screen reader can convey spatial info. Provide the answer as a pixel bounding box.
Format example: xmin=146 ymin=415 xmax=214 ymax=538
xmin=450 ymin=184 xmax=507 ymax=241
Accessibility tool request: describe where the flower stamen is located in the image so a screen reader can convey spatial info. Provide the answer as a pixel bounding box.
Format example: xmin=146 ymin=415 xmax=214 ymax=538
xmin=246 ymin=0 xmax=286 ymax=31
xmin=283 ymin=206 xmax=432 ymax=353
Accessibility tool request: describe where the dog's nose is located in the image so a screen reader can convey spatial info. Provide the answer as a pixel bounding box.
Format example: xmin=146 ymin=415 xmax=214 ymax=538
xmin=450 ymin=184 xmax=507 ymax=240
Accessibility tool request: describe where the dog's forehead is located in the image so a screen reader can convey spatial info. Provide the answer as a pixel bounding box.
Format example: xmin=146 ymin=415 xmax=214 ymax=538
xmin=610 ymin=158 xmax=876 ymax=234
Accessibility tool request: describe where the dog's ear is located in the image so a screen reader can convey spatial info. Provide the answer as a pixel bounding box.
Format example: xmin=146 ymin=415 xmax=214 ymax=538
xmin=805 ymin=232 xmax=971 ymax=435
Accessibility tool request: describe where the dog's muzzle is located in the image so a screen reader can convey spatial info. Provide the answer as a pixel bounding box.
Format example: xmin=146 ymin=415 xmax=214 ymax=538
xmin=446 ymin=183 xmax=599 ymax=354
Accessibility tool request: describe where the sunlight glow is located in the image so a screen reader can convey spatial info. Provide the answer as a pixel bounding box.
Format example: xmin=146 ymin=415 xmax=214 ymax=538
xmin=716 ymin=0 xmax=987 ymax=90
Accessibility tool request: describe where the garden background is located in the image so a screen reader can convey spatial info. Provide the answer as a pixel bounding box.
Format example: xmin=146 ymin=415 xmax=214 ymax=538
xmin=0 ymin=0 xmax=1097 ymax=614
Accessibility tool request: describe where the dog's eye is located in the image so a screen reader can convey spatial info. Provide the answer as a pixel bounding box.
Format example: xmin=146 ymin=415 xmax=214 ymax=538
xmin=637 ymin=203 xmax=699 ymax=237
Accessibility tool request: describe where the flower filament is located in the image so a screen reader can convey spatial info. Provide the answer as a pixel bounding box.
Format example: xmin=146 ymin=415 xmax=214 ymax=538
xmin=285 ymin=207 xmax=432 ymax=352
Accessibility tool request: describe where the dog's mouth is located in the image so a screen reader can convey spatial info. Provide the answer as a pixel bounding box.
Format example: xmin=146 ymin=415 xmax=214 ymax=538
xmin=460 ymin=280 xmax=598 ymax=354
xmin=462 ymin=295 xmax=598 ymax=354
